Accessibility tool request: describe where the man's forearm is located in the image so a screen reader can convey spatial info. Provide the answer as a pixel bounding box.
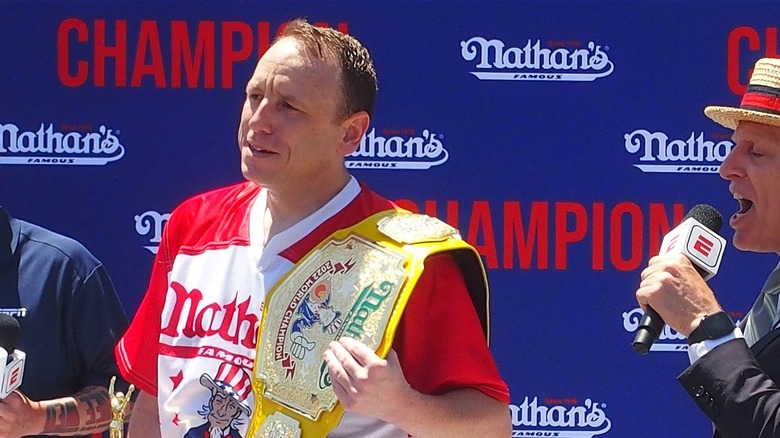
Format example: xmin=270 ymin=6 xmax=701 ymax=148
xmin=383 ymin=388 xmax=511 ymax=438
xmin=41 ymin=385 xmax=115 ymax=435
xmin=127 ymin=390 xmax=160 ymax=438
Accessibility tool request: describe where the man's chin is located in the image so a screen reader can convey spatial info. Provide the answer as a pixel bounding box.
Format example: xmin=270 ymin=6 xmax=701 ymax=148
xmin=240 ymin=168 xmax=268 ymax=186
xmin=732 ymin=234 xmax=754 ymax=252
xmin=732 ymin=233 xmax=780 ymax=254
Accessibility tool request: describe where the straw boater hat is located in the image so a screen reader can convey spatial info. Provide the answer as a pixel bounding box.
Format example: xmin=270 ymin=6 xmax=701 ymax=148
xmin=705 ymin=57 xmax=780 ymax=130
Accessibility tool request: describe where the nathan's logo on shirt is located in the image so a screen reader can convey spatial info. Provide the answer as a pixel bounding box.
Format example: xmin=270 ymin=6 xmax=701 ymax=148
xmin=460 ymin=37 xmax=614 ymax=82
xmin=135 ymin=210 xmax=171 ymax=254
xmin=624 ymin=129 xmax=734 ymax=174
xmin=346 ymin=127 xmax=448 ymax=170
xmin=623 ymin=307 xmax=687 ymax=352
xmin=511 ymin=396 xmax=611 ymax=437
xmin=161 ymin=282 xmax=259 ymax=351
xmin=0 ymin=123 xmax=125 ymax=165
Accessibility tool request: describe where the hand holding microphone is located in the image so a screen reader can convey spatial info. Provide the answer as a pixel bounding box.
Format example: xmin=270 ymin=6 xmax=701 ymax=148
xmin=0 ymin=314 xmax=25 ymax=398
xmin=0 ymin=313 xmax=37 ymax=438
xmin=633 ymin=204 xmax=727 ymax=354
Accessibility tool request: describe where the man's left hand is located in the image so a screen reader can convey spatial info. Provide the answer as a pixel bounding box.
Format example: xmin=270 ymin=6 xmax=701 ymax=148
xmin=324 ymin=337 xmax=411 ymax=420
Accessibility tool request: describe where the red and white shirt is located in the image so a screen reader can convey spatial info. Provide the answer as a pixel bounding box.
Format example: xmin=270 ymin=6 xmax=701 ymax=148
xmin=117 ymin=177 xmax=509 ymax=437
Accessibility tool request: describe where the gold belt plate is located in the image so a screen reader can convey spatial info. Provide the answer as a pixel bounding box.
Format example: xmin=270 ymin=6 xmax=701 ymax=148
xmin=255 ymin=233 xmax=408 ymax=422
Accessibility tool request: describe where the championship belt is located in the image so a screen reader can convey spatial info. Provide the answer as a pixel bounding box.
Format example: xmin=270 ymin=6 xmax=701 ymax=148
xmin=247 ymin=210 xmax=489 ymax=438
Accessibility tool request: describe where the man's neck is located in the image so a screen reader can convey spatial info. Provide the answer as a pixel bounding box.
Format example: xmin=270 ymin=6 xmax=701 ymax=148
xmin=263 ymin=174 xmax=351 ymax=241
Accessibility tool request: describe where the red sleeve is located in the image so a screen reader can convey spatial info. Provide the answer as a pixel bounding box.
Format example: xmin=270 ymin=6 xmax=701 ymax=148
xmin=114 ymin=214 xmax=180 ymax=396
xmin=393 ymin=252 xmax=510 ymax=403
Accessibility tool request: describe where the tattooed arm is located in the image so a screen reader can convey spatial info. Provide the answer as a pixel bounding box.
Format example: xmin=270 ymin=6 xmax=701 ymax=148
xmin=0 ymin=385 xmax=125 ymax=437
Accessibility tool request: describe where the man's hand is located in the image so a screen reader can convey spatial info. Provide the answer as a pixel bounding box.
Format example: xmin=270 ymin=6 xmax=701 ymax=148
xmin=636 ymin=253 xmax=722 ymax=336
xmin=0 ymin=391 xmax=43 ymax=438
xmin=324 ymin=337 xmax=412 ymax=420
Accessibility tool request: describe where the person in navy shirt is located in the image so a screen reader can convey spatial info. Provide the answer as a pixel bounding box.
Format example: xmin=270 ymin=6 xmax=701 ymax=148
xmin=0 ymin=205 xmax=129 ymax=437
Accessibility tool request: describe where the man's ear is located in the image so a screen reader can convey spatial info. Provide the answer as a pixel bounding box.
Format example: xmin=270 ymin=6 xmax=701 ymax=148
xmin=339 ymin=111 xmax=370 ymax=155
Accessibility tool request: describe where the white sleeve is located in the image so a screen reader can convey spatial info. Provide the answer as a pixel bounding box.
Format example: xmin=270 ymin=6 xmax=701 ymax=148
xmin=687 ymin=327 xmax=743 ymax=364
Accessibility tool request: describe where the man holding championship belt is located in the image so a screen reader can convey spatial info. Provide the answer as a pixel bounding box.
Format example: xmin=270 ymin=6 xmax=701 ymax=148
xmin=116 ymin=18 xmax=510 ymax=438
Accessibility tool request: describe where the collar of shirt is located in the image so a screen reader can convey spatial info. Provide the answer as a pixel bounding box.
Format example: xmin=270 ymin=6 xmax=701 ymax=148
xmin=251 ymin=176 xmax=361 ymax=269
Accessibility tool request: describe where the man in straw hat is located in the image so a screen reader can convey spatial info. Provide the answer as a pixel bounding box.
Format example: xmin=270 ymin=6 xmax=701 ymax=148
xmin=635 ymin=57 xmax=780 ymax=437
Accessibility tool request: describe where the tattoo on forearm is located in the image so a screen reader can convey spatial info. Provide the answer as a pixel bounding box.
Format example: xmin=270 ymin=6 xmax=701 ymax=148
xmin=44 ymin=399 xmax=80 ymax=432
xmin=78 ymin=389 xmax=110 ymax=426
xmin=43 ymin=386 xmax=111 ymax=433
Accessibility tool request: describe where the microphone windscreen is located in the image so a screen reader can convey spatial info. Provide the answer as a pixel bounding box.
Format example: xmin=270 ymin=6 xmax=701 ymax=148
xmin=684 ymin=204 xmax=723 ymax=234
xmin=0 ymin=315 xmax=20 ymax=354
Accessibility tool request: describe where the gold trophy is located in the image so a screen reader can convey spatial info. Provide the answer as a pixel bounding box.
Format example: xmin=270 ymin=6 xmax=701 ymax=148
xmin=108 ymin=376 xmax=135 ymax=438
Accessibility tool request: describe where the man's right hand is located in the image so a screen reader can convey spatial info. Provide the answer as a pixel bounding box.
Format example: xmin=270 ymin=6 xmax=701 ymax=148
xmin=636 ymin=253 xmax=722 ymax=337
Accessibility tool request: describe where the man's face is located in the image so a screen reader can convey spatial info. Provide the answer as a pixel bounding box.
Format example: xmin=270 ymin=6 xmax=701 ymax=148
xmin=719 ymin=121 xmax=780 ymax=253
xmin=207 ymin=392 xmax=241 ymax=428
xmin=236 ymin=37 xmax=354 ymax=195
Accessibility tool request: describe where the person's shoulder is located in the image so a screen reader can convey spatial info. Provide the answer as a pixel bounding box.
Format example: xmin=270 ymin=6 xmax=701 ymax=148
xmin=161 ymin=181 xmax=259 ymax=250
xmin=16 ymin=219 xmax=101 ymax=273
xmin=170 ymin=181 xmax=260 ymax=225
xmin=355 ymin=180 xmax=397 ymax=211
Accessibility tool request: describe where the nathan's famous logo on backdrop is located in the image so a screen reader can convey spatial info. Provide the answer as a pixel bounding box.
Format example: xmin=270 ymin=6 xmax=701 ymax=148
xmin=135 ymin=210 xmax=171 ymax=254
xmin=0 ymin=122 xmax=124 ymax=165
xmin=624 ymin=129 xmax=734 ymax=174
xmin=346 ymin=127 xmax=448 ymax=170
xmin=511 ymin=396 xmax=611 ymax=437
xmin=726 ymin=26 xmax=780 ymax=96
xmin=623 ymin=307 xmax=743 ymax=352
xmin=57 ymin=19 xmax=348 ymax=89
xmin=460 ymin=37 xmax=614 ymax=81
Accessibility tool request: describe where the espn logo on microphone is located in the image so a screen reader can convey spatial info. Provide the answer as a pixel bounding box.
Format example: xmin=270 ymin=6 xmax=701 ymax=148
xmin=660 ymin=217 xmax=726 ymax=280
xmin=0 ymin=348 xmax=25 ymax=399
xmin=5 ymin=359 xmax=22 ymax=388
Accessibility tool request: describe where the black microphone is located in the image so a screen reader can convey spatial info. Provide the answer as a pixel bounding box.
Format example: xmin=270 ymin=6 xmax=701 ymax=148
xmin=0 ymin=314 xmax=25 ymax=397
xmin=0 ymin=315 xmax=19 ymax=361
xmin=632 ymin=204 xmax=726 ymax=355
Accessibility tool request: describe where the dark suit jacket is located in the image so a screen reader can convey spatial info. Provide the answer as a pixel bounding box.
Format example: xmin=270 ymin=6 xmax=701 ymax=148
xmin=678 ymin=328 xmax=780 ymax=438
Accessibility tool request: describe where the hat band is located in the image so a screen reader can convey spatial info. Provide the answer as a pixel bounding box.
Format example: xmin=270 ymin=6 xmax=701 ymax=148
xmin=741 ymin=84 xmax=780 ymax=116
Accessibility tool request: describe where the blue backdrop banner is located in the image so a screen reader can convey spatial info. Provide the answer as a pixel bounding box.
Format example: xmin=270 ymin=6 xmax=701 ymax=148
xmin=3 ymin=1 xmax=780 ymax=436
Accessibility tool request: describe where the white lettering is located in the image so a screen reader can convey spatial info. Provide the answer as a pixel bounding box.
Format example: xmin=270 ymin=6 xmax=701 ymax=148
xmin=510 ymin=397 xmax=611 ymax=433
xmin=347 ymin=128 xmax=450 ymax=170
xmin=135 ymin=210 xmax=171 ymax=244
xmin=624 ymin=129 xmax=733 ymax=163
xmin=461 ymin=38 xmax=611 ymax=72
xmin=0 ymin=123 xmax=125 ymax=165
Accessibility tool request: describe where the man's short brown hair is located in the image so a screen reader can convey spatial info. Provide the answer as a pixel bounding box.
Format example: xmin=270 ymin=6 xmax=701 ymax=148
xmin=278 ymin=18 xmax=378 ymax=120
